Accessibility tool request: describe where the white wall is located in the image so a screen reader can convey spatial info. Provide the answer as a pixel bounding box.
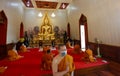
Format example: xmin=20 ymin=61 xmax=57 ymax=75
xmin=23 ymin=9 xmax=68 ymax=33
xmin=0 ymin=0 xmax=24 ymax=44
xmin=1 ymin=0 xmax=120 ymax=46
xmin=67 ymin=0 xmax=120 ymax=46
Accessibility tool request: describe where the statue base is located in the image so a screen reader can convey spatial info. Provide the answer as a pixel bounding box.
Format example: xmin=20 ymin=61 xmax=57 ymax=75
xmin=29 ymin=38 xmax=64 ymax=47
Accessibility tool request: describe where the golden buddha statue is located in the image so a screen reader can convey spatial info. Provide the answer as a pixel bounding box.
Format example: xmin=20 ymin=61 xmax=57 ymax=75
xmin=41 ymin=17 xmax=51 ymax=34
xmin=38 ymin=13 xmax=55 ymax=40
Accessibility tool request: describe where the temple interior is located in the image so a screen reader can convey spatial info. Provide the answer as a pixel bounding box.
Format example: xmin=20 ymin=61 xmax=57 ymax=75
xmin=0 ymin=0 xmax=120 ymax=76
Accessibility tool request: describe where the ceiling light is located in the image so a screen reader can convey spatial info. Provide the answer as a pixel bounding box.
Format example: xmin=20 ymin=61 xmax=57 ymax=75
xmin=38 ymin=12 xmax=43 ymax=17
xmin=26 ymin=1 xmax=30 ymax=7
xmin=62 ymin=3 xmax=66 ymax=9
xmin=51 ymin=12 xmax=56 ymax=17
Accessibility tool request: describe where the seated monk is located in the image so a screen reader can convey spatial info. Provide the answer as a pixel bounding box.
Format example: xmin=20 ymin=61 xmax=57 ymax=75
xmin=66 ymin=41 xmax=73 ymax=49
xmin=0 ymin=66 xmax=7 ymax=74
xmin=82 ymin=48 xmax=96 ymax=62
xmin=41 ymin=49 xmax=53 ymax=70
xmin=72 ymin=44 xmax=81 ymax=54
xmin=8 ymin=48 xmax=24 ymax=61
xmin=52 ymin=44 xmax=75 ymax=76
xmin=42 ymin=46 xmax=50 ymax=53
xmin=19 ymin=43 xmax=27 ymax=52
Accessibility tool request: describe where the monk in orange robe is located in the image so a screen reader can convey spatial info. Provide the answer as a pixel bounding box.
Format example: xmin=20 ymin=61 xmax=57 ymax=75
xmin=72 ymin=44 xmax=81 ymax=54
xmin=41 ymin=46 xmax=53 ymax=70
xmin=19 ymin=44 xmax=27 ymax=52
xmin=42 ymin=46 xmax=50 ymax=53
xmin=8 ymin=49 xmax=24 ymax=61
xmin=82 ymin=48 xmax=96 ymax=62
xmin=52 ymin=45 xmax=75 ymax=76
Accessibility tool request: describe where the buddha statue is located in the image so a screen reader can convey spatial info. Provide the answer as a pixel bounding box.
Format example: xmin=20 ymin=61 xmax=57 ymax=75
xmin=39 ymin=13 xmax=55 ymax=40
xmin=41 ymin=17 xmax=52 ymax=34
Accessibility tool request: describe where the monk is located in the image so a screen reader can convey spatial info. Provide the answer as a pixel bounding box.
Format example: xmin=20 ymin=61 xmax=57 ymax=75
xmin=82 ymin=48 xmax=96 ymax=62
xmin=41 ymin=46 xmax=53 ymax=70
xmin=8 ymin=47 xmax=24 ymax=61
xmin=42 ymin=46 xmax=50 ymax=53
xmin=72 ymin=44 xmax=81 ymax=54
xmin=19 ymin=43 xmax=27 ymax=52
xmin=52 ymin=44 xmax=75 ymax=76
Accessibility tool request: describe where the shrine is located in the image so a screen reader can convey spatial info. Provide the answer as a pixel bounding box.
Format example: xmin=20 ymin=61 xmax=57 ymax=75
xmin=32 ymin=13 xmax=63 ymax=46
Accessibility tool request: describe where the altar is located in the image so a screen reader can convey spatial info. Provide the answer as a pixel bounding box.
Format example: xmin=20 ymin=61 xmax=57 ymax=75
xmin=30 ymin=13 xmax=64 ymax=47
xmin=30 ymin=37 xmax=64 ymax=47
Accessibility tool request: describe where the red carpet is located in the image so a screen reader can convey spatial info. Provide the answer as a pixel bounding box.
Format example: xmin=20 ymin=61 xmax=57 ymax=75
xmin=0 ymin=48 xmax=108 ymax=76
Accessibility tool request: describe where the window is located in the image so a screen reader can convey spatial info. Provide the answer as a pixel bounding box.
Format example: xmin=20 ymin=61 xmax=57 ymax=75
xmin=80 ymin=25 xmax=86 ymax=51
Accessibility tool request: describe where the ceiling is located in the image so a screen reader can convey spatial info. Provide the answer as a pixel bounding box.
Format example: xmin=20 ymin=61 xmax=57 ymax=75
xmin=22 ymin=0 xmax=72 ymax=10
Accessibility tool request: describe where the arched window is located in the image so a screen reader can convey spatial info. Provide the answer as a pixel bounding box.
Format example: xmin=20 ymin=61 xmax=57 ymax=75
xmin=79 ymin=14 xmax=88 ymax=51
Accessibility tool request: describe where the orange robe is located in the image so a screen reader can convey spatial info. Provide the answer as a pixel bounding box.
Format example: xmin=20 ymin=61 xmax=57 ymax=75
xmin=41 ymin=53 xmax=53 ymax=70
xmin=8 ymin=49 xmax=23 ymax=61
xmin=20 ymin=45 xmax=27 ymax=52
xmin=41 ymin=46 xmax=53 ymax=70
xmin=86 ymin=49 xmax=95 ymax=62
xmin=72 ymin=44 xmax=81 ymax=54
xmin=83 ymin=49 xmax=95 ymax=62
xmin=58 ymin=55 xmax=75 ymax=76
xmin=43 ymin=46 xmax=50 ymax=53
